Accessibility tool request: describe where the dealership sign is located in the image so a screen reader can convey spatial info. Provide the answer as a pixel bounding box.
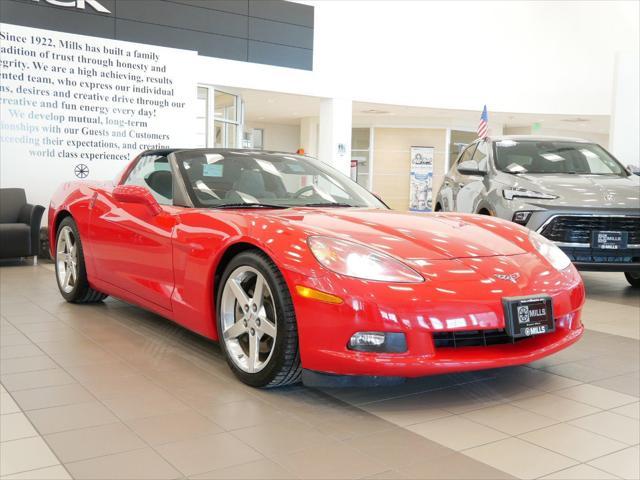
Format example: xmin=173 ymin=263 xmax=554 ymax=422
xmin=32 ymin=0 xmax=111 ymax=14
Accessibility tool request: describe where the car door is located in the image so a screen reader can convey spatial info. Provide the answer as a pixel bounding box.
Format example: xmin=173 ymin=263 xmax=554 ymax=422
xmin=88 ymin=154 xmax=177 ymax=311
xmin=443 ymin=143 xmax=477 ymax=211
xmin=455 ymin=140 xmax=490 ymax=213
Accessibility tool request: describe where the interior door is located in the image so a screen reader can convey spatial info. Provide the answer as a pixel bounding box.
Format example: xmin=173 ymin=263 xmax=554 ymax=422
xmin=89 ymin=155 xmax=177 ymax=310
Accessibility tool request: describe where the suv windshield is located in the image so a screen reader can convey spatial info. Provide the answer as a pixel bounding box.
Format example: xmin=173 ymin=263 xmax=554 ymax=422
xmin=174 ymin=149 xmax=386 ymax=209
xmin=494 ymin=140 xmax=627 ymax=176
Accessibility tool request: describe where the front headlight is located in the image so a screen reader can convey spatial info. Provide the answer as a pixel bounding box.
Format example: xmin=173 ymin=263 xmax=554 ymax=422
xmin=307 ymin=236 xmax=424 ymax=283
xmin=529 ymin=230 xmax=572 ymax=271
xmin=503 ymin=188 xmax=558 ymax=201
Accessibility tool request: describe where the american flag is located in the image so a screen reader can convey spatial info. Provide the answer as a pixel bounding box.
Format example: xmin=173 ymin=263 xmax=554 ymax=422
xmin=477 ymin=105 xmax=488 ymax=138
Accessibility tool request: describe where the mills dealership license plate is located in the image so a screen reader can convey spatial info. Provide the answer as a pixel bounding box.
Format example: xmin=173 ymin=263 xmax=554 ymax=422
xmin=503 ymin=295 xmax=555 ymax=338
xmin=592 ymin=231 xmax=628 ymax=250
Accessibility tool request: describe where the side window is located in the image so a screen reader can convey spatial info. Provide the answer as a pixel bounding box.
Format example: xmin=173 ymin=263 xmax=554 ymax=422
xmin=124 ymin=155 xmax=173 ymax=205
xmin=456 ymin=143 xmax=477 ymax=171
xmin=471 ymin=141 xmax=489 ymax=171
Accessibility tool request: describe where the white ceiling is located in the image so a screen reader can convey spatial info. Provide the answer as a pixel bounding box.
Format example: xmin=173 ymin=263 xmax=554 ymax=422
xmin=232 ymin=87 xmax=610 ymax=134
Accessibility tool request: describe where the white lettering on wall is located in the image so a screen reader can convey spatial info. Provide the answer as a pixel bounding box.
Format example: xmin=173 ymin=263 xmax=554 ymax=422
xmin=33 ymin=0 xmax=112 ymax=15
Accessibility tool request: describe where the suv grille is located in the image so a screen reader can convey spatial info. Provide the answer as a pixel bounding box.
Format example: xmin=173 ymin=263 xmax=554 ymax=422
xmin=540 ymin=216 xmax=640 ymax=245
xmin=432 ymin=329 xmax=526 ymax=348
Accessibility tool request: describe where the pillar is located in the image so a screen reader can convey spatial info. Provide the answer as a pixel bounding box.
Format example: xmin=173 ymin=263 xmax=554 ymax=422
xmin=318 ymin=98 xmax=352 ymax=176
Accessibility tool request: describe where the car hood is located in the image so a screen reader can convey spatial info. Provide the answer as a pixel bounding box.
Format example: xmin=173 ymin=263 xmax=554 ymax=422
xmin=263 ymin=209 xmax=529 ymax=261
xmin=498 ymin=172 xmax=640 ymax=208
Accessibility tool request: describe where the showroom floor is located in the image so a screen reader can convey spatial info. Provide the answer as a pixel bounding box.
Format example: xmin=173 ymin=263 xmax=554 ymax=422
xmin=1 ymin=262 xmax=638 ymax=480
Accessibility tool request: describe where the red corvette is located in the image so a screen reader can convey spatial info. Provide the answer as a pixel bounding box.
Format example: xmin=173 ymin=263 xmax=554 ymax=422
xmin=48 ymin=149 xmax=585 ymax=387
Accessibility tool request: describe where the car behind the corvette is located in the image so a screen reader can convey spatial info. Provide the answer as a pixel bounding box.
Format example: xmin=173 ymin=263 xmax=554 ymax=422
xmin=48 ymin=149 xmax=584 ymax=387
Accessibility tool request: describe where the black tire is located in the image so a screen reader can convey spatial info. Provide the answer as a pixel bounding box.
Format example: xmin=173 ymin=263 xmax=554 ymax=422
xmin=625 ymin=272 xmax=640 ymax=288
xmin=55 ymin=217 xmax=108 ymax=303
xmin=216 ymin=250 xmax=301 ymax=388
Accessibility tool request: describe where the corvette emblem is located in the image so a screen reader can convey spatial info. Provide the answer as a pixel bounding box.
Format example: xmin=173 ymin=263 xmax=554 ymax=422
xmin=604 ymin=192 xmax=615 ymax=202
xmin=494 ymin=273 xmax=520 ymax=283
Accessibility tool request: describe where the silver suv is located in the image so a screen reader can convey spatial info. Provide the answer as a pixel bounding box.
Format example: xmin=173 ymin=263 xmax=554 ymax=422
xmin=435 ymin=136 xmax=640 ymax=287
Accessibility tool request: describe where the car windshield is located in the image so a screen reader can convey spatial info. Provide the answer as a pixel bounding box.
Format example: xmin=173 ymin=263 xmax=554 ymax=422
xmin=494 ymin=140 xmax=627 ymax=176
xmin=174 ymin=149 xmax=386 ymax=209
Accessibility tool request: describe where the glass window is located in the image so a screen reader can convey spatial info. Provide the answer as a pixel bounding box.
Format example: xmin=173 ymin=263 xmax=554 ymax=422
xmin=351 ymin=128 xmax=371 ymax=189
xmin=176 ymin=150 xmax=386 ymax=209
xmin=124 ymin=155 xmax=172 ymax=205
xmin=214 ymin=91 xmax=237 ymax=122
xmin=214 ymin=121 xmax=238 ymax=149
xmin=471 ymin=141 xmax=489 ymax=170
xmin=494 ymin=140 xmax=627 ymax=175
xmin=456 ymin=143 xmax=477 ymax=170
xmin=449 ymin=130 xmax=478 ymax=170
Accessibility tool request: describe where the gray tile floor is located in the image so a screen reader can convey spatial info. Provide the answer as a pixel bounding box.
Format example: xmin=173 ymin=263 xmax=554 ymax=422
xmin=0 ymin=262 xmax=638 ymax=479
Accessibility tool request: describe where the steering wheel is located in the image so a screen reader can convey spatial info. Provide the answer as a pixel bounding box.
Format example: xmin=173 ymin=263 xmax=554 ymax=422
xmin=292 ymin=185 xmax=316 ymax=198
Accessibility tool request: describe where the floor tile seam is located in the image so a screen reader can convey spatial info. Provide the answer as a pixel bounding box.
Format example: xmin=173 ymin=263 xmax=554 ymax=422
xmin=226 ymin=422 xmax=411 ymax=477
xmin=2 ymin=311 xmax=222 ymax=480
xmin=534 ymin=461 xmax=625 ymax=480
xmin=0 ymin=383 xmax=73 ymax=479
xmin=353 ymin=376 xmax=500 ymax=408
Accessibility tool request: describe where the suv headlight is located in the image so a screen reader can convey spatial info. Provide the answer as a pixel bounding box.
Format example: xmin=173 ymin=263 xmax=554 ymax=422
xmin=308 ymin=236 xmax=424 ymax=283
xmin=503 ymin=188 xmax=558 ymax=201
xmin=529 ymin=230 xmax=572 ymax=271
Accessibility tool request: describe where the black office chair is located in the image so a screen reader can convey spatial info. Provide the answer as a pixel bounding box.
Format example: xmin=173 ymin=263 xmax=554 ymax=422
xmin=0 ymin=188 xmax=45 ymax=263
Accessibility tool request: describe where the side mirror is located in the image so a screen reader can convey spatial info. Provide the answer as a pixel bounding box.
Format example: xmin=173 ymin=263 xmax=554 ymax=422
xmin=458 ymin=160 xmax=487 ymax=176
xmin=113 ymin=185 xmax=162 ymax=215
xmin=627 ymin=164 xmax=640 ymax=176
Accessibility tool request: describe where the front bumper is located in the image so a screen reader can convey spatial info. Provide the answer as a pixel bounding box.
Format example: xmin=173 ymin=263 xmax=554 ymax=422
xmin=523 ymin=210 xmax=640 ymax=273
xmin=286 ymin=253 xmax=585 ymax=377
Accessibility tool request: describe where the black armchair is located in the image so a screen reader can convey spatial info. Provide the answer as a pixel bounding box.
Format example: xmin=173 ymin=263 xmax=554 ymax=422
xmin=0 ymin=188 xmax=45 ymax=260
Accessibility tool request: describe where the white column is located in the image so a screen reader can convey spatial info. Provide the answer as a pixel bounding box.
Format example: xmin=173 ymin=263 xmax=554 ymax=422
xmin=610 ymin=52 xmax=640 ymax=169
xmin=318 ymin=98 xmax=352 ymax=176
xmin=299 ymin=117 xmax=319 ymax=158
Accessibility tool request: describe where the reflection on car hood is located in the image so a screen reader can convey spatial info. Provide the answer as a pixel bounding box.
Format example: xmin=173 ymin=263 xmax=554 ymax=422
xmin=269 ymin=209 xmax=529 ymax=261
xmin=500 ymin=173 xmax=640 ymax=208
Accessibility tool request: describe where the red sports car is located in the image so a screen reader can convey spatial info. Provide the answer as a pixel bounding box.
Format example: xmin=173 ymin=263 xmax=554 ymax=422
xmin=49 ymin=149 xmax=585 ymax=388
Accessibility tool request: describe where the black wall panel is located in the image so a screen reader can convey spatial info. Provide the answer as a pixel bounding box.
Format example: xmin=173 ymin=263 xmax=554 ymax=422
xmin=0 ymin=0 xmax=314 ymax=70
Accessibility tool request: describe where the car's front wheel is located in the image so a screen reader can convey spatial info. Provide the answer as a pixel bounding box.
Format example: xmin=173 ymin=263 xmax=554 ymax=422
xmin=625 ymin=272 xmax=640 ymax=288
xmin=217 ymin=250 xmax=301 ymax=388
xmin=55 ymin=217 xmax=108 ymax=303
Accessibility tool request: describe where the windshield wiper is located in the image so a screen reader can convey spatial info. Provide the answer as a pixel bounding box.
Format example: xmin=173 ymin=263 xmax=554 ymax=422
xmin=213 ymin=203 xmax=289 ymax=209
xmin=303 ymin=202 xmax=356 ymax=208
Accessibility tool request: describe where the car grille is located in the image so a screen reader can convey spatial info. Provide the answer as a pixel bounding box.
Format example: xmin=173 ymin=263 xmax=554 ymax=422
xmin=540 ymin=216 xmax=640 ymax=245
xmin=432 ymin=329 xmax=526 ymax=348
xmin=561 ymin=247 xmax=640 ymax=264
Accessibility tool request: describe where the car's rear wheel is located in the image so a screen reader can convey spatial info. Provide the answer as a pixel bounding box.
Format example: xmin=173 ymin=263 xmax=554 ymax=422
xmin=217 ymin=250 xmax=301 ymax=388
xmin=55 ymin=217 xmax=108 ymax=303
xmin=625 ymin=272 xmax=640 ymax=288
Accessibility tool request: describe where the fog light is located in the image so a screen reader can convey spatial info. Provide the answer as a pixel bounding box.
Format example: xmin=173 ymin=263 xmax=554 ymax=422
xmin=512 ymin=211 xmax=532 ymax=226
xmin=348 ymin=332 xmax=407 ymax=353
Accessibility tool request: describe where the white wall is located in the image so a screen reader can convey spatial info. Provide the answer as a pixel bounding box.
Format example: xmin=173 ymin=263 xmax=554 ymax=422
xmin=610 ymin=52 xmax=640 ymax=168
xmin=244 ymin=122 xmax=300 ymax=153
xmin=200 ymin=1 xmax=638 ymax=116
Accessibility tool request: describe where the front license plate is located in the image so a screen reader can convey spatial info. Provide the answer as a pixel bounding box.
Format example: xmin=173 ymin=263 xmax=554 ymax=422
xmin=503 ymin=295 xmax=554 ymax=338
xmin=592 ymin=231 xmax=628 ymax=250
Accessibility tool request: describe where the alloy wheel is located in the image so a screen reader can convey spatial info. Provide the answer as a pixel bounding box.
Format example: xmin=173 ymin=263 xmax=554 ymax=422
xmin=56 ymin=226 xmax=78 ymax=294
xmin=220 ymin=266 xmax=278 ymax=373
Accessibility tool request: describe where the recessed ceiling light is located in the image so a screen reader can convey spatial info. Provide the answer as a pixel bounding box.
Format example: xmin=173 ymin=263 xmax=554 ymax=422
xmin=361 ymin=109 xmax=390 ymax=115
xmin=562 ymin=117 xmax=589 ymax=123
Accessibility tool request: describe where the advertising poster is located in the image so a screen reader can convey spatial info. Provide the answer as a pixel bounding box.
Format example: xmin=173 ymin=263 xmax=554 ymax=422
xmin=0 ymin=23 xmax=199 ymax=209
xmin=409 ymin=146 xmax=434 ymax=212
